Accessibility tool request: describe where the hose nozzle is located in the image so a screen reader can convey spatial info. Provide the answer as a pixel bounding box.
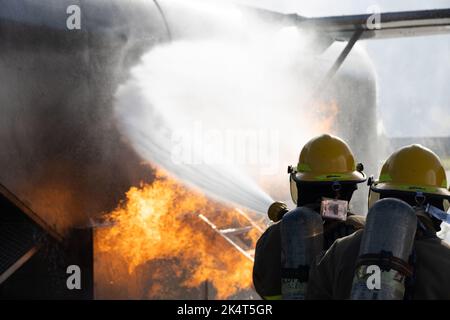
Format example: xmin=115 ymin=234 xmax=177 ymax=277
xmin=268 ymin=201 xmax=289 ymax=222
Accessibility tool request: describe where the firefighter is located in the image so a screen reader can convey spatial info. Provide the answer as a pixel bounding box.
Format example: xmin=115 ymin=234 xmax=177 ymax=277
xmin=252 ymin=134 xmax=367 ymax=300
xmin=306 ymin=144 xmax=450 ymax=299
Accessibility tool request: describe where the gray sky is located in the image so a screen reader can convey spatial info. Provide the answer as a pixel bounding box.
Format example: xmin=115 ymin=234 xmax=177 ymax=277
xmin=231 ymin=0 xmax=450 ymax=137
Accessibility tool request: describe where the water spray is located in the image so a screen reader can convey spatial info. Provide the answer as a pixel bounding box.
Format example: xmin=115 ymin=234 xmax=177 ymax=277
xmin=113 ymin=2 xmax=329 ymax=214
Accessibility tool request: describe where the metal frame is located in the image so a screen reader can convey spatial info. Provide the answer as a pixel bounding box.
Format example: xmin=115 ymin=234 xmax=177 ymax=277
xmin=317 ymin=29 xmax=364 ymax=94
xmin=197 ymin=208 xmax=264 ymax=262
xmin=0 ymin=246 xmax=38 ymax=285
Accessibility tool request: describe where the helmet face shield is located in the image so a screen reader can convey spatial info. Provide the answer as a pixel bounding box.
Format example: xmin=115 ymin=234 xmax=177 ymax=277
xmin=290 ymin=174 xmax=298 ymax=205
xmin=368 ymin=187 xmax=380 ymax=210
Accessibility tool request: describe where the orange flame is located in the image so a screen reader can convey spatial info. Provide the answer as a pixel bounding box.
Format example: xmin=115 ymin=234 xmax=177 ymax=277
xmin=94 ymin=169 xmax=264 ymax=299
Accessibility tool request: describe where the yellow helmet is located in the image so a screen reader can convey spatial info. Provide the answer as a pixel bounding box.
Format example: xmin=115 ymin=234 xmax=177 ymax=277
xmin=368 ymin=144 xmax=450 ymax=208
xmin=289 ymin=134 xmax=365 ymax=204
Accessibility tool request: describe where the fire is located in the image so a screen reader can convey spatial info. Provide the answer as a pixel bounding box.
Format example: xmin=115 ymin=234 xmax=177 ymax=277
xmin=95 ymin=169 xmax=264 ymax=299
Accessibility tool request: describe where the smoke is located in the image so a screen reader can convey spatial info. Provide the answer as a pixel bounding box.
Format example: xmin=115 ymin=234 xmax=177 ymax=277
xmin=0 ymin=0 xmax=169 ymax=235
xmin=113 ymin=0 xmax=338 ymax=214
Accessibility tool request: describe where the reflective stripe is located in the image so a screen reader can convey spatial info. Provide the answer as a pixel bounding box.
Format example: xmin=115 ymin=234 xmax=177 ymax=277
xmin=264 ymin=295 xmax=282 ymax=300
xmin=297 ymin=163 xmax=311 ymax=172
xmin=375 ymin=182 xmax=443 ymax=194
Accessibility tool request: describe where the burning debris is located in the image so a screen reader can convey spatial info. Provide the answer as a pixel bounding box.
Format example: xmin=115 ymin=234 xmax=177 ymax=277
xmin=95 ymin=169 xmax=266 ymax=299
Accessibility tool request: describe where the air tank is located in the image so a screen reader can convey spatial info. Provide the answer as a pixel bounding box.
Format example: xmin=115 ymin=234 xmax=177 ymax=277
xmin=281 ymin=206 xmax=323 ymax=299
xmin=350 ymin=198 xmax=417 ymax=300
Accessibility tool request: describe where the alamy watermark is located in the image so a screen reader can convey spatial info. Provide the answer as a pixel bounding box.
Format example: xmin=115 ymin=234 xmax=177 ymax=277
xmin=66 ymin=265 xmax=81 ymax=290
xmin=366 ymin=5 xmax=381 ymax=30
xmin=366 ymin=265 xmax=381 ymax=290
xmin=66 ymin=5 xmax=81 ymax=30
xmin=170 ymin=121 xmax=280 ymax=175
